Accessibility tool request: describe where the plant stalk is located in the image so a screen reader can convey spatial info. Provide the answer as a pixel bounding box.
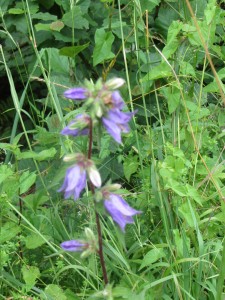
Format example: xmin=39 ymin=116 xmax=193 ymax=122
xmin=88 ymin=120 xmax=108 ymax=285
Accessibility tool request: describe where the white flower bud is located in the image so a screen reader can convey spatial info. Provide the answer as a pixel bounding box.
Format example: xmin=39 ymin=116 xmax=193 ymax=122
xmin=106 ymin=78 xmax=125 ymax=89
xmin=88 ymin=167 xmax=102 ymax=187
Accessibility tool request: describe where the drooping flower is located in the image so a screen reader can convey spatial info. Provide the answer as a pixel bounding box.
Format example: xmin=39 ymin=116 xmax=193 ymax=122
xmin=64 ymin=87 xmax=87 ymax=100
xmin=58 ymin=154 xmax=102 ymax=200
xmin=102 ymin=109 xmax=136 ymax=144
xmin=61 ymin=114 xmax=91 ymax=137
xmin=60 ymin=240 xmax=88 ymax=252
xmin=104 ymin=193 xmax=141 ymax=231
xmin=58 ymin=164 xmax=86 ymax=200
xmin=111 ymin=91 xmax=125 ymax=109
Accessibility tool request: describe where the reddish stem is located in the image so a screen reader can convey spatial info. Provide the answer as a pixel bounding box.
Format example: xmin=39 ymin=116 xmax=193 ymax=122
xmin=88 ymin=119 xmax=108 ymax=285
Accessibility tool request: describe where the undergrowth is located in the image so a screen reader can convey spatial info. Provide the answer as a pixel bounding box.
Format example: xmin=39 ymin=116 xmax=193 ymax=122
xmin=1 ymin=0 xmax=225 ymax=299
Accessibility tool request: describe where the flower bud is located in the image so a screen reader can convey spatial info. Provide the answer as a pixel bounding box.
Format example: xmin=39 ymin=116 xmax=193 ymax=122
xmin=88 ymin=167 xmax=102 ymax=187
xmin=106 ymin=78 xmax=125 ymax=89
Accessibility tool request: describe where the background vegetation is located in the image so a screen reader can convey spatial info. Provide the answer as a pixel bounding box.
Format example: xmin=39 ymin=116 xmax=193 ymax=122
xmin=1 ymin=0 xmax=225 ymax=299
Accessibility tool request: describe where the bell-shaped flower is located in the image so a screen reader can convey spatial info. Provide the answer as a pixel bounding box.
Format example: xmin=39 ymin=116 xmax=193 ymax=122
xmin=111 ymin=91 xmax=125 ymax=109
xmin=58 ymin=164 xmax=86 ymax=200
xmin=61 ymin=114 xmax=91 ymax=137
xmin=61 ymin=240 xmax=88 ymax=252
xmin=64 ymin=87 xmax=87 ymax=100
xmin=102 ymin=109 xmax=136 ymax=144
xmin=104 ymin=193 xmax=141 ymax=231
xmin=58 ymin=155 xmax=102 ymax=200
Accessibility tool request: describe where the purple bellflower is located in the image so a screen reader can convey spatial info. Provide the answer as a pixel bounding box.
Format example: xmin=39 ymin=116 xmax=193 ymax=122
xmin=102 ymin=109 xmax=136 ymax=144
xmin=58 ymin=164 xmax=86 ymax=200
xmin=61 ymin=240 xmax=88 ymax=252
xmin=58 ymin=154 xmax=102 ymax=200
xmin=104 ymin=193 xmax=141 ymax=231
xmin=64 ymin=87 xmax=87 ymax=100
xmin=61 ymin=114 xmax=91 ymax=137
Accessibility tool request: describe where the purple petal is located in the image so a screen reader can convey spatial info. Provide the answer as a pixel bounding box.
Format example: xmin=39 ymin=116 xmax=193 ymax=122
xmin=61 ymin=240 xmax=87 ymax=252
xmin=61 ymin=114 xmax=90 ymax=137
xmin=58 ymin=165 xmax=86 ymax=200
xmin=64 ymin=88 xmax=87 ymax=100
xmin=107 ymin=109 xmax=135 ymax=124
xmin=104 ymin=193 xmax=141 ymax=231
xmin=102 ymin=117 xmax=122 ymax=144
xmin=111 ymin=91 xmax=125 ymax=109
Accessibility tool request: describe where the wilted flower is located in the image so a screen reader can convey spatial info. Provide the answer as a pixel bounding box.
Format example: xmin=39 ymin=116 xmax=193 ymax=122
xmin=61 ymin=240 xmax=88 ymax=252
xmin=61 ymin=114 xmax=91 ymax=136
xmin=104 ymin=193 xmax=141 ymax=231
xmin=64 ymin=87 xmax=87 ymax=100
xmin=102 ymin=109 xmax=136 ymax=144
xmin=58 ymin=154 xmax=102 ymax=200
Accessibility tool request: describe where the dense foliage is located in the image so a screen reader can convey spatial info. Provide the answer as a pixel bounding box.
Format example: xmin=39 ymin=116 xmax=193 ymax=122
xmin=1 ymin=0 xmax=225 ymax=299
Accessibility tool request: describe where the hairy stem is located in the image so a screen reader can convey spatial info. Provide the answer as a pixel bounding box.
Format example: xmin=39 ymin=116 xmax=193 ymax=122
xmin=88 ymin=120 xmax=108 ymax=285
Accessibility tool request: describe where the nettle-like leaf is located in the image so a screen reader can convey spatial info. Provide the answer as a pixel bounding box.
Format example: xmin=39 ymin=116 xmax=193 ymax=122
xmin=123 ymin=155 xmax=139 ymax=182
xmin=59 ymin=43 xmax=90 ymax=58
xmin=22 ymin=265 xmax=40 ymax=291
xmin=93 ymin=28 xmax=115 ymax=66
xmin=45 ymin=284 xmax=67 ymax=300
xmin=62 ymin=6 xmax=89 ymax=29
xmin=19 ymin=170 xmax=36 ymax=194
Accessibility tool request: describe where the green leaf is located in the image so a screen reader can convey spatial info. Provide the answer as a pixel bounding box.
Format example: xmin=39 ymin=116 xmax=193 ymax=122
xmin=0 ymin=165 xmax=13 ymax=185
xmin=62 ymin=7 xmax=89 ymax=29
xmin=180 ymin=61 xmax=196 ymax=76
xmin=204 ymin=0 xmax=216 ymax=25
xmin=140 ymin=0 xmax=160 ymax=12
xmin=186 ymin=184 xmax=203 ymax=206
xmin=24 ymin=233 xmax=50 ymax=249
xmin=8 ymin=8 xmax=24 ymax=14
xmin=141 ymin=63 xmax=172 ymax=82
xmin=123 ymin=155 xmax=139 ymax=182
xmin=178 ymin=202 xmax=199 ymax=228
xmin=32 ymin=12 xmax=57 ymax=21
xmin=45 ymin=284 xmax=67 ymax=300
xmin=19 ymin=171 xmax=36 ymax=194
xmin=0 ymin=222 xmax=21 ymax=243
xmin=139 ymin=248 xmax=166 ymax=270
xmin=59 ymin=43 xmax=90 ymax=58
xmin=161 ymin=86 xmax=180 ymax=114
xmin=162 ymin=20 xmax=182 ymax=59
xmin=35 ymin=23 xmax=52 ymax=32
xmin=22 ymin=265 xmax=40 ymax=290
xmin=93 ymin=28 xmax=115 ymax=66
xmin=50 ymin=21 xmax=64 ymax=32
xmin=17 ymin=147 xmax=56 ymax=161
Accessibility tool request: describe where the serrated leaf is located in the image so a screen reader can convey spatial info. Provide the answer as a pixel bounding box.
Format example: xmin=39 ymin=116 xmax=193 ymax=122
xmin=8 ymin=8 xmax=24 ymax=14
xmin=161 ymin=87 xmax=180 ymax=114
xmin=123 ymin=156 xmax=139 ymax=182
xmin=24 ymin=233 xmax=50 ymax=249
xmin=45 ymin=284 xmax=67 ymax=300
xmin=139 ymin=248 xmax=166 ymax=270
xmin=17 ymin=147 xmax=56 ymax=161
xmin=19 ymin=171 xmax=36 ymax=194
xmin=0 ymin=165 xmax=13 ymax=185
xmin=50 ymin=21 xmax=64 ymax=32
xmin=141 ymin=63 xmax=172 ymax=82
xmin=32 ymin=12 xmax=57 ymax=21
xmin=59 ymin=43 xmax=89 ymax=58
xmin=62 ymin=7 xmax=89 ymax=29
xmin=0 ymin=222 xmax=21 ymax=243
xmin=93 ymin=28 xmax=115 ymax=66
xmin=35 ymin=23 xmax=51 ymax=32
xmin=22 ymin=265 xmax=40 ymax=290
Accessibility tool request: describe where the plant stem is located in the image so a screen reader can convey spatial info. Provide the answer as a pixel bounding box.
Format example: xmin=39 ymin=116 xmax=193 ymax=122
xmin=88 ymin=120 xmax=108 ymax=285
xmin=216 ymin=237 xmax=225 ymax=300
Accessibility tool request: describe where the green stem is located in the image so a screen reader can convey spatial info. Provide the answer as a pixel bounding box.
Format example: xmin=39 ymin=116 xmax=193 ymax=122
xmin=216 ymin=237 xmax=225 ymax=300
